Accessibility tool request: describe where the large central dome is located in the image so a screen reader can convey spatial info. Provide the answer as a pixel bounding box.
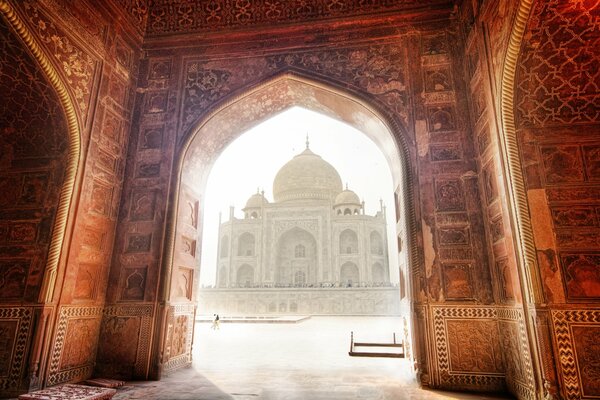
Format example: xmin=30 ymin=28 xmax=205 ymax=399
xmin=273 ymin=146 xmax=343 ymax=203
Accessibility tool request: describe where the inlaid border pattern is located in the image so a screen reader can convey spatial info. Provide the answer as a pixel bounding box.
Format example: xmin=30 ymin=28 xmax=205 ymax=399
xmin=551 ymin=309 xmax=600 ymax=400
xmin=497 ymin=307 xmax=536 ymax=400
xmin=431 ymin=306 xmax=505 ymax=391
xmin=0 ymin=307 xmax=33 ymax=391
xmin=103 ymin=304 xmax=154 ymax=377
xmin=163 ymin=303 xmax=195 ymax=373
xmin=46 ymin=306 xmax=103 ymax=386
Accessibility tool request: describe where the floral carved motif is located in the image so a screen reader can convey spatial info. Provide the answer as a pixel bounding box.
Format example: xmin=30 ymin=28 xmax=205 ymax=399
xmin=146 ymin=0 xmax=448 ymax=36
xmin=181 ymin=44 xmax=408 ymax=136
xmin=21 ymin=2 xmax=96 ymax=122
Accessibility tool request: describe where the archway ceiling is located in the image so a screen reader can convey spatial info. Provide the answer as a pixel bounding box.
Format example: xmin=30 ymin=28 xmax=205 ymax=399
xmin=114 ymin=0 xmax=454 ymax=39
xmin=182 ymin=75 xmax=403 ymax=187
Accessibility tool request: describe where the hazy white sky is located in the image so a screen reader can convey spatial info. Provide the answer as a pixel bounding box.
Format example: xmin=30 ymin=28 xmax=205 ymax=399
xmin=199 ymin=106 xmax=398 ymax=285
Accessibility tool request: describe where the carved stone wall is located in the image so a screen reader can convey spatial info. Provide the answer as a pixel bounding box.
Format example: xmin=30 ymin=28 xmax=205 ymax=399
xmin=455 ymin=1 xmax=535 ymax=398
xmin=0 ymin=16 xmax=68 ymax=396
xmin=1 ymin=0 xmax=142 ymax=396
xmin=514 ymin=1 xmax=600 ymax=399
xmin=96 ymin=8 xmax=521 ymax=391
xmin=3 ymin=0 xmax=597 ymax=399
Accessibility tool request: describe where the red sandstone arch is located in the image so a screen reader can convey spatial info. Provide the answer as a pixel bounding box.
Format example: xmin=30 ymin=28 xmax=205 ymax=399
xmin=160 ymin=71 xmax=421 ymax=378
xmin=0 ymin=2 xmax=82 ymax=394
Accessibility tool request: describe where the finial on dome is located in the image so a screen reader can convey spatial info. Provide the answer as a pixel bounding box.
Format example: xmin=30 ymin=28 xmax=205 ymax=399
xmin=305 ymin=133 xmax=310 ymax=149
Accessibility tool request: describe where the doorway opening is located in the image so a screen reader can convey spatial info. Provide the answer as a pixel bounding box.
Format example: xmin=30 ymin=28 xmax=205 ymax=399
xmin=166 ymin=73 xmax=417 ymax=390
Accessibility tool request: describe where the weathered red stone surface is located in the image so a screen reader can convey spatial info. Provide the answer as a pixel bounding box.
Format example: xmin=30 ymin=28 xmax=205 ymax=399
xmin=0 ymin=0 xmax=599 ymax=399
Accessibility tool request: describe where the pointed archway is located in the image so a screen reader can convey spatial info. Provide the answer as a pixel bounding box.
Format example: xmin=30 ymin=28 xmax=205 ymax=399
xmin=159 ymin=72 xmax=420 ymax=378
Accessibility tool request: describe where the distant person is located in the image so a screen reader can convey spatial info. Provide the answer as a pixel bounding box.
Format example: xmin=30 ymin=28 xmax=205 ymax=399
xmin=211 ymin=314 xmax=220 ymax=330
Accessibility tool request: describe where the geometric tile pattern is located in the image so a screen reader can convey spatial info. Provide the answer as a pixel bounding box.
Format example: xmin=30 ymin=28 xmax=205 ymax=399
xmin=517 ymin=0 xmax=600 ymax=127
xmin=0 ymin=307 xmax=33 ymax=392
xmin=551 ymin=309 xmax=600 ymax=400
xmin=145 ymin=0 xmax=451 ymax=37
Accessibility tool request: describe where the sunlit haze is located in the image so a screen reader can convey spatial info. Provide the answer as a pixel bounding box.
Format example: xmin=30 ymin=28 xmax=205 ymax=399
xmin=199 ymin=107 xmax=399 ymax=286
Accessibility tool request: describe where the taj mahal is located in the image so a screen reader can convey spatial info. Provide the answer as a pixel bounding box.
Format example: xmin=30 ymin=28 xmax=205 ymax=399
xmin=199 ymin=140 xmax=400 ymax=315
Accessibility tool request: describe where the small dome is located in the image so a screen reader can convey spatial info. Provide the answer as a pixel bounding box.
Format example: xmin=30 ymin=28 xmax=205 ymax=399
xmin=244 ymin=192 xmax=268 ymax=209
xmin=334 ymin=188 xmax=361 ymax=206
xmin=273 ymin=146 xmax=343 ymax=203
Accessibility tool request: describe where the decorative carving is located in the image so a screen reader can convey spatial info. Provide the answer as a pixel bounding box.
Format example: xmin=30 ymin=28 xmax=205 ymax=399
xmin=126 ymin=234 xmax=152 ymax=253
xmin=447 ymin=320 xmax=503 ymax=373
xmin=432 ymin=306 xmax=504 ymax=390
xmin=149 ymin=58 xmax=172 ymax=80
xmin=0 ymin=0 xmax=81 ymax=307
xmin=434 ymin=179 xmax=465 ymax=211
xmin=0 ymin=320 xmax=17 ymax=377
xmin=0 ymin=307 xmax=33 ymax=391
xmin=540 ymin=146 xmax=585 ymax=184
xmin=552 ymin=309 xmax=600 ymax=399
xmin=114 ymin=36 xmax=132 ymax=70
xmin=139 ymin=125 xmax=164 ymax=150
xmin=183 ymin=197 xmax=198 ymax=228
xmin=0 ymin=259 xmax=31 ymax=299
xmin=421 ymin=34 xmax=448 ymax=55
xmin=430 ymin=143 xmax=461 ymax=162
xmin=499 ymin=320 xmax=526 ymax=386
xmin=442 ymin=264 xmax=473 ymax=300
xmin=439 ymin=247 xmax=473 ymax=261
xmin=583 ymin=145 xmax=600 ymax=180
xmin=174 ymin=267 xmax=193 ymax=301
xmin=22 ymin=1 xmax=95 ymax=119
xmin=95 ymin=148 xmax=118 ymax=174
xmin=424 ymin=67 xmax=452 ymax=92
xmin=7 ymin=222 xmax=38 ymax=243
xmin=560 ymin=253 xmax=600 ymax=300
xmin=90 ymin=180 xmax=113 ymax=216
xmin=438 ymin=227 xmax=470 ymax=246
xmin=73 ymin=263 xmax=98 ymax=300
xmin=99 ymin=304 xmax=153 ymax=378
xmin=490 ymin=215 xmax=504 ymax=243
xmin=47 ymin=306 xmax=103 ymax=386
xmin=101 ymin=110 xmax=123 ymax=144
xmin=81 ymin=226 xmax=105 ymax=250
xmin=556 ymin=232 xmax=600 ymax=249
xmin=144 ymin=90 xmax=168 ymax=114
xmin=435 ymin=212 xmax=469 ymax=226
xmin=551 ymin=207 xmax=597 ymax=228
xmin=130 ymin=190 xmax=158 ymax=221
xmin=136 ymin=163 xmax=161 ymax=178
xmin=113 ymin=0 xmax=149 ymax=33
xmin=108 ymin=74 xmax=128 ymax=109
xmin=163 ymin=304 xmax=195 ymax=373
xmin=572 ymin=326 xmax=600 ymax=397
xmin=60 ymin=318 xmax=100 ymax=369
xmin=120 ymin=267 xmax=147 ymax=301
xmin=477 ymin=124 xmax=491 ymax=156
xmin=145 ymin=0 xmax=446 ymax=36
xmin=517 ymin=1 xmax=600 ymax=127
xmin=496 ymin=258 xmax=515 ymax=301
xmin=181 ymin=236 xmax=196 ymax=257
xmin=483 ymin=162 xmax=498 ymax=204
xmin=426 ymin=106 xmax=456 ymax=133
xmin=19 ymin=174 xmax=49 ymax=206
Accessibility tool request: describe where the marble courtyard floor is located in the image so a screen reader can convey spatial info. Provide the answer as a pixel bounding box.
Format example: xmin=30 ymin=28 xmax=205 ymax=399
xmin=113 ymin=316 xmax=513 ymax=399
